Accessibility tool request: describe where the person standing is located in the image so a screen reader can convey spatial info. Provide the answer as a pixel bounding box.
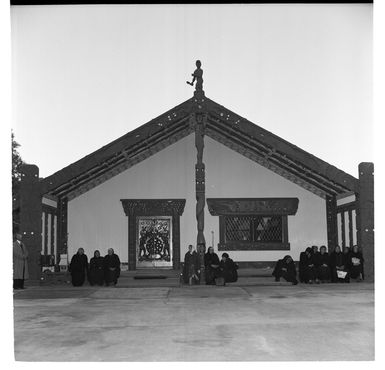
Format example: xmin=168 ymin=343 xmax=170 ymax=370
xmin=183 ymin=245 xmax=200 ymax=285
xmin=69 ymin=248 xmax=88 ymax=287
xmin=88 ymin=250 xmax=105 ymax=286
xmin=104 ymin=248 xmax=121 ymax=286
xmin=13 ymin=233 xmax=29 ymax=290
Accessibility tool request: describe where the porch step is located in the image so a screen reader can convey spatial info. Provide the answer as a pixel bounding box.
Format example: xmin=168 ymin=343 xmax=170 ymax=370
xmin=34 ymin=268 xmax=277 ymax=287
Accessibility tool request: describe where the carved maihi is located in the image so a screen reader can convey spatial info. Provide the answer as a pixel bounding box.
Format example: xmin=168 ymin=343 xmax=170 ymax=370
xmin=121 ymin=199 xmax=186 ymax=216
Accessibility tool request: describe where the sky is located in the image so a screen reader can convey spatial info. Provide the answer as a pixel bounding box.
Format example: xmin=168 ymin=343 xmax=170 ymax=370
xmin=11 ymin=4 xmax=372 ymax=178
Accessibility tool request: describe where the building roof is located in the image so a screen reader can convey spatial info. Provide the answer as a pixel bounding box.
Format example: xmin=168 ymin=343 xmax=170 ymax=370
xmin=41 ymin=93 xmax=358 ymax=200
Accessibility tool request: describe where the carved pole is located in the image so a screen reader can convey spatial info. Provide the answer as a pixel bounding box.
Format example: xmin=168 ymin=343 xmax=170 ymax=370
xmin=195 ymin=113 xmax=206 ymax=283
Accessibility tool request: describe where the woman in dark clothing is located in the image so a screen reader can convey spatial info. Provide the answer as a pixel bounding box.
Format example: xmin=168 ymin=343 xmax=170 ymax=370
xmin=311 ymin=245 xmax=319 ymax=255
xmin=272 ymin=255 xmax=298 ymax=285
xmin=104 ymin=248 xmax=121 ymax=286
xmin=329 ymin=245 xmax=350 ymax=283
xmin=315 ymin=245 xmax=331 ymax=283
xmin=88 ymin=250 xmax=105 ymax=286
xmin=69 ymin=248 xmax=88 ymax=287
xmin=204 ymin=247 xmax=220 ymax=285
xmin=219 ymin=253 xmax=238 ymax=284
xmin=348 ymin=245 xmax=364 ymax=281
xmin=299 ymin=247 xmax=316 ymax=284
xmin=183 ymin=245 xmax=200 ymax=285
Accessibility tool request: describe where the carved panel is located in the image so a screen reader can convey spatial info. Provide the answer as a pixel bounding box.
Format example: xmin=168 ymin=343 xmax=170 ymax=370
xmin=207 ymin=198 xmax=299 ymax=216
xmin=121 ymin=199 xmax=186 ymax=217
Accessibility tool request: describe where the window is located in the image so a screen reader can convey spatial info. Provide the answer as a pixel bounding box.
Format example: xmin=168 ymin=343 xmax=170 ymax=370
xmin=206 ymin=198 xmax=298 ymax=251
xmin=220 ymin=214 xmax=289 ymax=250
xmin=225 ymin=215 xmax=283 ymax=243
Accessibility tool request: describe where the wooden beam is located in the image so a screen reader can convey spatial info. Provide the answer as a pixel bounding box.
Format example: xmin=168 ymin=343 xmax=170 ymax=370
xmin=326 ymin=195 xmax=338 ymax=252
xmin=206 ymin=124 xmax=338 ymax=197
xmin=348 ymin=210 xmax=354 ymax=248
xmin=205 ymin=98 xmax=359 ymax=192
xmin=206 ymin=129 xmax=326 ymax=199
xmin=20 ymin=164 xmax=42 ymax=280
xmin=41 ymin=105 xmax=192 ymax=194
xmin=207 ymin=117 xmax=349 ymax=194
xmin=54 ymin=123 xmax=192 ymax=198
xmin=356 ymin=162 xmax=374 ymax=281
xmin=340 ymin=211 xmax=346 ymax=248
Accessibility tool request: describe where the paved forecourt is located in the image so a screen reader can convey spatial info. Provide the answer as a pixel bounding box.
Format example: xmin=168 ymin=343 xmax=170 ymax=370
xmin=13 ymin=283 xmax=374 ymax=361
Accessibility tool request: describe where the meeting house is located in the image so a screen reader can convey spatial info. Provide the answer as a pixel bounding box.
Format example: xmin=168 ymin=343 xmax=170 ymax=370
xmin=18 ymin=63 xmax=374 ymax=282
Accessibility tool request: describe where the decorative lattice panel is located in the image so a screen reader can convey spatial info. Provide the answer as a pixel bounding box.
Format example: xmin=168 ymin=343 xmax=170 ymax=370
xmin=225 ymin=216 xmax=252 ymax=241
xmin=253 ymin=216 xmax=282 ymax=242
xmin=225 ymin=216 xmax=283 ymax=243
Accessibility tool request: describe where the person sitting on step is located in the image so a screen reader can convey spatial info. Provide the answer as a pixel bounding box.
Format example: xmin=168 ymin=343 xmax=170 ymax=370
xmin=299 ymin=247 xmax=316 ymax=284
xmin=219 ymin=253 xmax=238 ymax=284
xmin=272 ymin=255 xmax=298 ymax=285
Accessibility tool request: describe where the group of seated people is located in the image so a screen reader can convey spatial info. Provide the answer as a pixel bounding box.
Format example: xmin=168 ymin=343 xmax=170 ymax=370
xmin=272 ymin=244 xmax=364 ymax=285
xmin=182 ymin=245 xmax=238 ymax=285
xmin=69 ymin=247 xmax=121 ymax=287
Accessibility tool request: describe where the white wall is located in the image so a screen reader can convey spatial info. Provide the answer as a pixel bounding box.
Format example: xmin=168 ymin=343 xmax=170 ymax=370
xmin=67 ymin=134 xmax=196 ymax=263
xmin=67 ymin=133 xmax=328 ymax=265
xmin=204 ymin=136 xmax=327 ymax=262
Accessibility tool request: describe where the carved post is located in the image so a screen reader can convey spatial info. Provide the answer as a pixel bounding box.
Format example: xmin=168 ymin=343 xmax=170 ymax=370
xmin=356 ymin=162 xmax=374 ymax=281
xmin=172 ymin=209 xmax=181 ymax=270
xmin=57 ymin=197 xmax=68 ymax=259
xmin=326 ymin=195 xmax=338 ymax=253
xmin=20 ymin=164 xmax=42 ymax=281
xmin=127 ymin=207 xmax=136 ymax=271
xmin=194 ymin=113 xmax=206 ymax=283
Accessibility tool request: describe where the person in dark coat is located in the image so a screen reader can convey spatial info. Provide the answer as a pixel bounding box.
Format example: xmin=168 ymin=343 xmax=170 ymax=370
xmin=219 ymin=253 xmax=238 ymax=284
xmin=272 ymin=255 xmax=298 ymax=285
xmin=183 ymin=245 xmax=200 ymax=285
xmin=88 ymin=250 xmax=105 ymax=286
xmin=329 ymin=245 xmax=350 ymax=283
xmin=104 ymin=248 xmax=121 ymax=286
xmin=13 ymin=233 xmax=29 ymax=290
xmin=314 ymin=245 xmax=331 ymax=283
xmin=69 ymin=248 xmax=88 ymax=287
xmin=299 ymin=247 xmax=316 ymax=284
xmin=311 ymin=245 xmax=319 ymax=256
xmin=204 ymin=247 xmax=220 ymax=285
xmin=348 ymin=245 xmax=364 ymax=281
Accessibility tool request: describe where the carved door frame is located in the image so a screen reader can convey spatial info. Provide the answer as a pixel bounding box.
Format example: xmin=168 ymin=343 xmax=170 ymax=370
xmin=121 ymin=199 xmax=186 ymax=270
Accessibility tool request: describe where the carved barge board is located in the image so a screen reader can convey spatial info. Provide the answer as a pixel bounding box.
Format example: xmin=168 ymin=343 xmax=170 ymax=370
xmin=41 ymin=94 xmax=359 ymax=206
xmin=204 ymin=97 xmax=358 ymax=192
xmin=41 ymin=98 xmax=195 ymax=195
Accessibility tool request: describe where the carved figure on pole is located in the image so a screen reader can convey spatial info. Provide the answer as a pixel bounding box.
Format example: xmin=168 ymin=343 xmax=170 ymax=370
xmin=186 ymin=60 xmax=203 ymax=92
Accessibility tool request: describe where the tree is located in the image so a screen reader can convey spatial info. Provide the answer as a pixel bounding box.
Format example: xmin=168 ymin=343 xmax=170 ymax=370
xmin=12 ymin=131 xmax=25 ymax=234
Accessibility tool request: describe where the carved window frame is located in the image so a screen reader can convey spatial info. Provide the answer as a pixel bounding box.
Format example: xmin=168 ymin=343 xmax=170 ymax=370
xmin=218 ymin=214 xmax=289 ymax=251
xmin=206 ymin=198 xmax=299 ymax=251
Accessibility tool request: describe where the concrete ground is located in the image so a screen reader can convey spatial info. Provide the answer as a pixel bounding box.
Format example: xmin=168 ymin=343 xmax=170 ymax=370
xmin=13 ymin=277 xmax=374 ymax=362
